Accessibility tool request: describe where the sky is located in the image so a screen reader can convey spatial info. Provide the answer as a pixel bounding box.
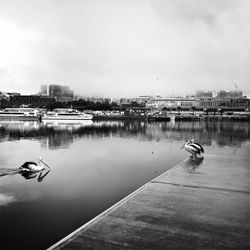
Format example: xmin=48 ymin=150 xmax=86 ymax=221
xmin=0 ymin=0 xmax=249 ymax=98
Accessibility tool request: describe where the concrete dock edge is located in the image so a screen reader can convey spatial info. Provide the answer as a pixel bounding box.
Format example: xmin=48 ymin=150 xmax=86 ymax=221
xmin=47 ymin=158 xmax=190 ymax=250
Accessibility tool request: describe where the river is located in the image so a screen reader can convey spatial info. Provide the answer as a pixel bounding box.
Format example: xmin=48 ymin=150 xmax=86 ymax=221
xmin=0 ymin=120 xmax=249 ymax=250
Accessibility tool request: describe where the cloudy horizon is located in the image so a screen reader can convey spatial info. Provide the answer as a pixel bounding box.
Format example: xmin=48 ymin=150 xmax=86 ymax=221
xmin=0 ymin=0 xmax=249 ymax=98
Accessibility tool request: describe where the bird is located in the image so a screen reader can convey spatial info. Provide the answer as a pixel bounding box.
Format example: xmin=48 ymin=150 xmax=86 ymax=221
xmin=19 ymin=157 xmax=50 ymax=172
xmin=21 ymin=169 xmax=50 ymax=182
xmin=179 ymin=139 xmax=204 ymax=158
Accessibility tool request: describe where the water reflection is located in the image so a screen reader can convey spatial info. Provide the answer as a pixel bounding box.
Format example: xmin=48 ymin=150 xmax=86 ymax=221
xmin=0 ymin=120 xmax=249 ymax=250
xmin=0 ymin=120 xmax=249 ymax=148
xmin=0 ymin=168 xmax=19 ymax=177
xmin=21 ymin=170 xmax=50 ymax=182
xmin=183 ymin=157 xmax=204 ymax=174
xmin=0 ymin=168 xmax=50 ymax=182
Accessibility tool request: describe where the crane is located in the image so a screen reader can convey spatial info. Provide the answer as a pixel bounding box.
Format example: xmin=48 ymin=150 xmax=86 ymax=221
xmin=231 ymin=79 xmax=238 ymax=89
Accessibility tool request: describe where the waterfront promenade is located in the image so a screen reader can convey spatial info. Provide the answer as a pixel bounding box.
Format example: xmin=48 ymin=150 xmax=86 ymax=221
xmin=48 ymin=153 xmax=250 ymax=250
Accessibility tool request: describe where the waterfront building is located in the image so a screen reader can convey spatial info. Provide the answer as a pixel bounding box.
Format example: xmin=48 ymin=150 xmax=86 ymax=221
xmin=198 ymin=97 xmax=250 ymax=110
xmin=9 ymin=95 xmax=56 ymax=107
xmin=198 ymin=97 xmax=225 ymax=108
xmin=146 ymin=97 xmax=198 ymax=109
xmin=0 ymin=92 xmax=21 ymax=105
xmin=1 ymin=92 xmax=21 ymax=99
xmin=135 ymin=96 xmax=153 ymax=105
xmin=226 ymin=97 xmax=250 ymax=108
xmin=0 ymin=92 xmax=10 ymax=101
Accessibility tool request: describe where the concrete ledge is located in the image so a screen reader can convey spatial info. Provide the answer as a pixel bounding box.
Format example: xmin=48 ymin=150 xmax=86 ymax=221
xmin=48 ymin=155 xmax=250 ymax=250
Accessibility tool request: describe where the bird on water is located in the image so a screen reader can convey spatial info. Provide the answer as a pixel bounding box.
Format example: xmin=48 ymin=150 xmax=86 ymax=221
xmin=19 ymin=157 xmax=50 ymax=172
xmin=180 ymin=139 xmax=204 ymax=158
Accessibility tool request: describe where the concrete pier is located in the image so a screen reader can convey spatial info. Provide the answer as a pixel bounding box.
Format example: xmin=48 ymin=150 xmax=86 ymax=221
xmin=48 ymin=154 xmax=250 ymax=250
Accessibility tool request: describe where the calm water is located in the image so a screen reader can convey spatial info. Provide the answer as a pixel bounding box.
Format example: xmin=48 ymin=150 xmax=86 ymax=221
xmin=0 ymin=120 xmax=249 ymax=250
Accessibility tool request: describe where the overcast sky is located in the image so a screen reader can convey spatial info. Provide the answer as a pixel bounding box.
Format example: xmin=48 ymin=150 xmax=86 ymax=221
xmin=0 ymin=0 xmax=249 ymax=98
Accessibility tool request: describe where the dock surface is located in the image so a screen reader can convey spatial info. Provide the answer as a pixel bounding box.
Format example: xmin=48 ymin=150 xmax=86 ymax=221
xmin=48 ymin=154 xmax=250 ymax=250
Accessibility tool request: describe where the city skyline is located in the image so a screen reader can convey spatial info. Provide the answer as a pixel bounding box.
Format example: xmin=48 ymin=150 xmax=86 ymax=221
xmin=1 ymin=84 xmax=246 ymax=100
xmin=0 ymin=0 xmax=249 ymax=98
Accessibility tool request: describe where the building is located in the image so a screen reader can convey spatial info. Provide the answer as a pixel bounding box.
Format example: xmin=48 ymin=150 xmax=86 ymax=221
xmin=103 ymin=98 xmax=112 ymax=104
xmin=0 ymin=92 xmax=8 ymax=105
xmin=135 ymin=96 xmax=153 ymax=105
xmin=146 ymin=97 xmax=198 ymax=109
xmin=86 ymin=97 xmax=105 ymax=103
xmin=9 ymin=95 xmax=55 ymax=107
xmin=195 ymin=91 xmax=213 ymax=98
xmin=40 ymin=84 xmax=48 ymax=96
xmin=120 ymin=98 xmax=133 ymax=105
xmin=198 ymin=97 xmax=226 ymax=108
xmin=48 ymin=84 xmax=74 ymax=102
xmin=198 ymin=97 xmax=250 ymax=109
xmin=228 ymin=90 xmax=243 ymax=98
xmin=73 ymin=95 xmax=85 ymax=101
xmin=217 ymin=90 xmax=243 ymax=99
xmin=0 ymin=92 xmax=21 ymax=105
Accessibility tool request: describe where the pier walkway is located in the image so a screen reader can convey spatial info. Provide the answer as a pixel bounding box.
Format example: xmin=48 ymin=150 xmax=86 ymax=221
xmin=48 ymin=154 xmax=250 ymax=250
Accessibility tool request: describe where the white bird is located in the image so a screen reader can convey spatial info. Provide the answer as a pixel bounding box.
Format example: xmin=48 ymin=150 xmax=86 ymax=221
xmin=180 ymin=139 xmax=204 ymax=157
xmin=19 ymin=157 xmax=50 ymax=172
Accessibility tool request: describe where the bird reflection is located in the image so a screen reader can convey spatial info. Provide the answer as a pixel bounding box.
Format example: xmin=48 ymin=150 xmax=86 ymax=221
xmin=0 ymin=168 xmax=50 ymax=182
xmin=21 ymin=169 xmax=50 ymax=182
xmin=184 ymin=157 xmax=204 ymax=174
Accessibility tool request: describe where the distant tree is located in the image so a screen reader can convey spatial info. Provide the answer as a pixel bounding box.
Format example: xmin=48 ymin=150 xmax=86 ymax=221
xmin=45 ymin=102 xmax=66 ymax=110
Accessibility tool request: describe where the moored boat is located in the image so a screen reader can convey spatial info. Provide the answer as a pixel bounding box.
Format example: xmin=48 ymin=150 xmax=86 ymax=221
xmin=0 ymin=108 xmax=40 ymax=121
xmin=42 ymin=108 xmax=93 ymax=121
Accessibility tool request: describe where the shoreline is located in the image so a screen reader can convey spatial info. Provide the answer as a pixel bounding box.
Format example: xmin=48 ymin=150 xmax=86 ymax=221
xmin=92 ymin=115 xmax=250 ymax=122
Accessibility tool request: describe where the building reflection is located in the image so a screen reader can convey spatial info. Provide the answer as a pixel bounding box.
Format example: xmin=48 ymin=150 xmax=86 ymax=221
xmin=0 ymin=120 xmax=249 ymax=149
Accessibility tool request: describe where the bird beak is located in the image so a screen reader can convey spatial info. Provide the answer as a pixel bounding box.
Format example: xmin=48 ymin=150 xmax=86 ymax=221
xmin=40 ymin=159 xmax=50 ymax=169
xmin=179 ymin=145 xmax=184 ymax=150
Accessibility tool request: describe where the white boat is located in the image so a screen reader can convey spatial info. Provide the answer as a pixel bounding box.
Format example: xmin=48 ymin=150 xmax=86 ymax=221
xmin=0 ymin=108 xmax=40 ymax=121
xmin=42 ymin=108 xmax=93 ymax=121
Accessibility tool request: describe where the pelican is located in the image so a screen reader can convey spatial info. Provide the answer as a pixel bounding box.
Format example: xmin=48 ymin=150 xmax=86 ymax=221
xmin=180 ymin=139 xmax=204 ymax=157
xmin=19 ymin=157 xmax=50 ymax=172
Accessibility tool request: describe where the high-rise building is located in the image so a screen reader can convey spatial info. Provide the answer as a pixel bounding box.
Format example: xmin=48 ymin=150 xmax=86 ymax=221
xmin=229 ymin=90 xmax=242 ymax=98
xmin=195 ymin=91 xmax=213 ymax=98
xmin=217 ymin=90 xmax=243 ymax=99
xmin=40 ymin=84 xmax=48 ymax=95
xmin=48 ymin=84 xmax=74 ymax=102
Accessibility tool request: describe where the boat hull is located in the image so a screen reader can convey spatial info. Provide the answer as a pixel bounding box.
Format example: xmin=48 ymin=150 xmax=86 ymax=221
xmin=0 ymin=116 xmax=39 ymax=121
xmin=42 ymin=116 xmax=93 ymax=121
